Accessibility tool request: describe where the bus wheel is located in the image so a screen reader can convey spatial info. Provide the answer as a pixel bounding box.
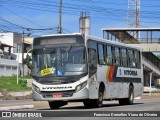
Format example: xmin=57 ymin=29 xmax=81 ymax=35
xmin=93 ymin=87 xmax=104 ymax=108
xmin=126 ymin=85 xmax=134 ymax=105
xmin=83 ymin=89 xmax=104 ymax=108
xmin=119 ymin=85 xmax=134 ymax=105
xmin=48 ymin=101 xmax=67 ymax=109
xmin=83 ymin=100 xmax=93 ymax=108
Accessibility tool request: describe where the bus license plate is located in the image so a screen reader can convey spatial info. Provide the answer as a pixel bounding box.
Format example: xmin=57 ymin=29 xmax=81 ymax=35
xmin=53 ymin=94 xmax=62 ymax=98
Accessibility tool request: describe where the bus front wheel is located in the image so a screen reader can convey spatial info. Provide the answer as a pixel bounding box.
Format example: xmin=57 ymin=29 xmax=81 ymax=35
xmin=48 ymin=101 xmax=67 ymax=109
xmin=83 ymin=88 xmax=104 ymax=108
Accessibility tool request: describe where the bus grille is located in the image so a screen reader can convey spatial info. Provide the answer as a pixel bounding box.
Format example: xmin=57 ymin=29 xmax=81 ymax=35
xmin=41 ymin=90 xmax=75 ymax=98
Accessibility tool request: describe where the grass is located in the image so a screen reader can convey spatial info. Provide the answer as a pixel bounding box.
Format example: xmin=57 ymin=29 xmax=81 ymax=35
xmin=0 ymin=76 xmax=31 ymax=92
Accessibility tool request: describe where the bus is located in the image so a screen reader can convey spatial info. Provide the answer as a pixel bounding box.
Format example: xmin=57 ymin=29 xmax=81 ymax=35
xmin=31 ymin=33 xmax=143 ymax=109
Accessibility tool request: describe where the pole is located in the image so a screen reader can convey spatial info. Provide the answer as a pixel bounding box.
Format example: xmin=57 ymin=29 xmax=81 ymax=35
xmin=17 ymin=45 xmax=19 ymax=84
xmin=58 ymin=0 xmax=62 ymax=34
xmin=22 ymin=31 xmax=24 ymax=77
xmin=149 ymin=72 xmax=153 ymax=96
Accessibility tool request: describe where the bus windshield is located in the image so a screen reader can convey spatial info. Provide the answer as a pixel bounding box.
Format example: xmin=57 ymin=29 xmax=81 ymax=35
xmin=32 ymin=46 xmax=87 ymax=77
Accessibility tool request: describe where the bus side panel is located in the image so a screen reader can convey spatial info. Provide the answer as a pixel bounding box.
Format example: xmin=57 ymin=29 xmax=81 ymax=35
xmin=97 ymin=65 xmax=116 ymax=99
xmin=114 ymin=83 xmax=123 ymax=98
xmin=88 ymin=75 xmax=99 ymax=99
xmin=133 ymin=83 xmax=143 ymax=97
xmin=122 ymin=83 xmax=130 ymax=98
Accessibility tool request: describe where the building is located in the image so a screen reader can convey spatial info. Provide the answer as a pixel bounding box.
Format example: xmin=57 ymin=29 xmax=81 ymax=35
xmin=0 ymin=32 xmax=22 ymax=53
xmin=0 ymin=32 xmax=22 ymax=76
xmin=0 ymin=32 xmax=33 ymax=76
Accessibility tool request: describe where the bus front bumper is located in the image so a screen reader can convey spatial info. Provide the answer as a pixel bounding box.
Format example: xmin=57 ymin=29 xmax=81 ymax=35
xmin=32 ymin=87 xmax=89 ymax=101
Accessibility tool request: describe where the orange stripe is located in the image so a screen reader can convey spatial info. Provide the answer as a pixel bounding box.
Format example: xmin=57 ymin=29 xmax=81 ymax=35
xmin=106 ymin=66 xmax=110 ymax=82
xmin=106 ymin=66 xmax=114 ymax=82
xmin=109 ymin=66 xmax=114 ymax=82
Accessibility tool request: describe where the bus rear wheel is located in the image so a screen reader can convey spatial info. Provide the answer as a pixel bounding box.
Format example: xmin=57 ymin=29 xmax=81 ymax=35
xmin=119 ymin=85 xmax=134 ymax=105
xmin=48 ymin=101 xmax=67 ymax=109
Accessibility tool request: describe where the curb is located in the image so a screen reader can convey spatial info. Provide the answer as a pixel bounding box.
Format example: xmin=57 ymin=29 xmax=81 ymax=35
xmin=0 ymin=105 xmax=34 ymax=110
xmin=134 ymin=96 xmax=141 ymax=100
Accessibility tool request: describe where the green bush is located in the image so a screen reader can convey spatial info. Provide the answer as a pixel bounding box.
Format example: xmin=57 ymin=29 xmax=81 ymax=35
xmin=19 ymin=79 xmax=27 ymax=87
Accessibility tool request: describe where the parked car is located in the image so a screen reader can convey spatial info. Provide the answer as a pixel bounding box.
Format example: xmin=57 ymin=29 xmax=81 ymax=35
xmin=143 ymin=86 xmax=158 ymax=93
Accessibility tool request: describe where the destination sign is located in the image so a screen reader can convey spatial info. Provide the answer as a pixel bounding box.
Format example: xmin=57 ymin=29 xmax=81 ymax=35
xmin=40 ymin=37 xmax=76 ymax=45
xmin=33 ymin=35 xmax=84 ymax=46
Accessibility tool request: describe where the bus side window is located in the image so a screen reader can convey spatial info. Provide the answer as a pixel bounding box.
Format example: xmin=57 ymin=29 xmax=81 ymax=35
xmin=111 ymin=46 xmax=115 ymax=65
xmin=138 ymin=51 xmax=141 ymax=68
xmin=135 ymin=50 xmax=140 ymax=68
xmin=122 ymin=48 xmax=127 ymax=67
xmin=97 ymin=43 xmax=105 ymax=65
xmin=114 ymin=47 xmax=120 ymax=66
xmin=127 ymin=49 xmax=130 ymax=67
xmin=128 ymin=49 xmax=135 ymax=68
xmin=106 ymin=45 xmax=112 ymax=65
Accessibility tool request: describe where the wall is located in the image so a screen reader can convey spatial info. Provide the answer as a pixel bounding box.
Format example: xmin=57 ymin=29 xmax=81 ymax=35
xmin=0 ymin=58 xmax=18 ymax=76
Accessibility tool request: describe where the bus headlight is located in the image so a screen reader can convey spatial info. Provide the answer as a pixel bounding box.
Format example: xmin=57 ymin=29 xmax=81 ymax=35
xmin=32 ymin=84 xmax=41 ymax=94
xmin=76 ymin=81 xmax=87 ymax=92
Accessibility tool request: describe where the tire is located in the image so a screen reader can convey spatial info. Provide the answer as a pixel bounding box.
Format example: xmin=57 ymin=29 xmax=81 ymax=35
xmin=94 ymin=90 xmax=103 ymax=108
xmin=48 ymin=101 xmax=67 ymax=109
xmin=127 ymin=85 xmax=134 ymax=105
xmin=83 ymin=87 xmax=104 ymax=108
xmin=119 ymin=99 xmax=126 ymax=105
xmin=119 ymin=85 xmax=134 ymax=105
xmin=83 ymin=100 xmax=93 ymax=108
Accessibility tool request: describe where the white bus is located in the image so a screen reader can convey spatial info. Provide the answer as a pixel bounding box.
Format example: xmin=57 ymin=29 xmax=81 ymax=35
xmin=31 ymin=33 xmax=143 ymax=109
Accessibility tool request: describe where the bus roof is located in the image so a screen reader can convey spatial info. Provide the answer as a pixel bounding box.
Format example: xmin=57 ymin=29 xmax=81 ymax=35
xmin=86 ymin=35 xmax=141 ymax=51
xmin=34 ymin=33 xmax=141 ymax=51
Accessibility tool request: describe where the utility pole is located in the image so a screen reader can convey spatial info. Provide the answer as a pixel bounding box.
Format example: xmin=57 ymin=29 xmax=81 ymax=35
xmin=17 ymin=45 xmax=20 ymax=84
xmin=22 ymin=31 xmax=24 ymax=77
xmin=128 ymin=0 xmax=140 ymax=28
xmin=127 ymin=0 xmax=140 ymax=41
xmin=58 ymin=0 xmax=62 ymax=34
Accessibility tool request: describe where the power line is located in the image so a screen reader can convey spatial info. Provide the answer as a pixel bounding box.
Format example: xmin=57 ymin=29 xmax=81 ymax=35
xmin=1 ymin=0 xmax=160 ymax=34
xmin=0 ymin=5 xmax=44 ymax=27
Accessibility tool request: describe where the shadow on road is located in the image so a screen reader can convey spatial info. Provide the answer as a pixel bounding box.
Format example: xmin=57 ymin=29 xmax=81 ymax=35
xmin=37 ymin=102 xmax=144 ymax=111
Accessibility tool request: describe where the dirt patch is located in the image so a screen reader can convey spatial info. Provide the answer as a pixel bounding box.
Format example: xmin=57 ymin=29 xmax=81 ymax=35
xmin=0 ymin=91 xmax=32 ymax=100
xmin=141 ymin=94 xmax=160 ymax=99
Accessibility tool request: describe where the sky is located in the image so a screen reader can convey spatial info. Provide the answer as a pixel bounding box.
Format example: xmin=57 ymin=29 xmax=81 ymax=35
xmin=0 ymin=0 xmax=160 ymax=37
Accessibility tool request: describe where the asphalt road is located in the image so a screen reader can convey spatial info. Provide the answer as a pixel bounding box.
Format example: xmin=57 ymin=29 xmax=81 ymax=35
xmin=0 ymin=98 xmax=160 ymax=120
xmin=36 ymin=98 xmax=160 ymax=111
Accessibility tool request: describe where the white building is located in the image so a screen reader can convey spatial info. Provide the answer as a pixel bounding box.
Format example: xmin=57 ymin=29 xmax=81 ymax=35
xmin=0 ymin=32 xmax=22 ymax=53
xmin=0 ymin=32 xmax=22 ymax=76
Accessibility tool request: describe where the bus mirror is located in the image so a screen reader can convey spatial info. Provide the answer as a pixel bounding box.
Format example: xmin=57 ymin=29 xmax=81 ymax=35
xmin=26 ymin=49 xmax=32 ymax=64
xmin=26 ymin=54 xmax=30 ymax=64
xmin=88 ymin=49 xmax=96 ymax=62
